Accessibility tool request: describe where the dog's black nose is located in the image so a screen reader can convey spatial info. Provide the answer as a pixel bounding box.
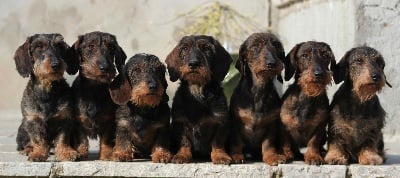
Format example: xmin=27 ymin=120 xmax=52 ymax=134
xmin=371 ymin=73 xmax=381 ymax=81
xmin=314 ymin=70 xmax=324 ymax=77
xmin=148 ymin=82 xmax=158 ymax=92
xmin=51 ymin=62 xmax=60 ymax=70
xmin=189 ymin=60 xmax=200 ymax=68
xmin=98 ymin=64 xmax=109 ymax=72
xmin=266 ymin=61 xmax=276 ymax=68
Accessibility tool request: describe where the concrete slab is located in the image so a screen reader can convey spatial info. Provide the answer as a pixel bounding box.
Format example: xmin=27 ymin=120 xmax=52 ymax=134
xmin=349 ymin=165 xmax=400 ymax=178
xmin=0 ymin=162 xmax=52 ymax=177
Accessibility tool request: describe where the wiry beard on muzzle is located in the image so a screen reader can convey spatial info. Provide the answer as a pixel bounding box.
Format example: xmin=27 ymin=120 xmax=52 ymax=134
xmin=298 ymin=70 xmax=332 ymax=97
xmin=180 ymin=65 xmax=211 ymax=86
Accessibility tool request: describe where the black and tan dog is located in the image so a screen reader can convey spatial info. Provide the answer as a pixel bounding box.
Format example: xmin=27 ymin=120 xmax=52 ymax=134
xmin=67 ymin=31 xmax=126 ymax=160
xmin=229 ymin=33 xmax=286 ymax=165
xmin=14 ymin=34 xmax=78 ymax=161
xmin=325 ymin=46 xmax=391 ymax=165
xmin=109 ymin=53 xmax=172 ymax=163
xmin=166 ymin=35 xmax=232 ymax=164
xmin=280 ymin=41 xmax=336 ymax=164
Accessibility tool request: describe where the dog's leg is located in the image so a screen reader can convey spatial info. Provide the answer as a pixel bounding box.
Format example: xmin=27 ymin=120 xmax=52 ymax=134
xmin=172 ymin=138 xmax=192 ymax=164
xmin=281 ymin=125 xmax=295 ymax=161
xmin=112 ymin=122 xmax=134 ymax=162
xmin=229 ymin=129 xmax=245 ymax=164
xmin=210 ymin=122 xmax=232 ymax=164
xmin=151 ymin=127 xmax=173 ymax=163
xmin=99 ymin=124 xmax=115 ymax=161
xmin=24 ymin=116 xmax=49 ymax=162
xmin=54 ymin=129 xmax=78 ymax=161
xmin=262 ymin=121 xmax=286 ymax=165
xmin=304 ymin=126 xmax=325 ymax=165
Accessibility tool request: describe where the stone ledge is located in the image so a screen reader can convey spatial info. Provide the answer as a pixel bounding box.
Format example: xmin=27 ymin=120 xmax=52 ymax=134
xmin=1 ymin=161 xmax=400 ymax=177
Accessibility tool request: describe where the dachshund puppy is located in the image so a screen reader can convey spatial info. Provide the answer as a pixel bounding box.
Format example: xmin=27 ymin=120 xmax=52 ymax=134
xmin=14 ymin=34 xmax=78 ymax=161
xmin=109 ymin=53 xmax=172 ymax=163
xmin=229 ymin=33 xmax=286 ymax=165
xmin=280 ymin=41 xmax=336 ymax=164
xmin=166 ymin=35 xmax=232 ymax=164
xmin=67 ymin=31 xmax=127 ymax=160
xmin=325 ymin=46 xmax=391 ymax=165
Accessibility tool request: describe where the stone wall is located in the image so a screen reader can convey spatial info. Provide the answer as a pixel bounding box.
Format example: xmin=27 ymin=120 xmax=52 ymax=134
xmin=0 ymin=0 xmax=268 ymax=111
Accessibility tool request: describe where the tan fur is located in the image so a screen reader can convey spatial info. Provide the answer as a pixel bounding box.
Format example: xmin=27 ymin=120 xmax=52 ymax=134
xmin=131 ymin=81 xmax=163 ymax=108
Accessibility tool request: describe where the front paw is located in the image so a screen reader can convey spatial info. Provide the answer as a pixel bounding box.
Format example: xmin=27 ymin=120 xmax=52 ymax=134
xmin=359 ymin=151 xmax=383 ymax=165
xmin=56 ymin=148 xmax=79 ymax=161
xmin=211 ymin=150 xmax=232 ymax=165
xmin=112 ymin=149 xmax=134 ymax=162
xmin=230 ymin=153 xmax=245 ymax=164
xmin=151 ymin=148 xmax=172 ymax=163
xmin=263 ymin=154 xmax=286 ymax=166
xmin=324 ymin=151 xmax=348 ymax=165
xmin=304 ymin=152 xmax=324 ymax=165
xmin=172 ymin=153 xmax=192 ymax=164
xmin=28 ymin=149 xmax=49 ymax=162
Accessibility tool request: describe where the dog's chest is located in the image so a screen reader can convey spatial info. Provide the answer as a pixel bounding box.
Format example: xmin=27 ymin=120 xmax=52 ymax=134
xmin=281 ymin=94 xmax=328 ymax=142
xmin=332 ymin=103 xmax=384 ymax=146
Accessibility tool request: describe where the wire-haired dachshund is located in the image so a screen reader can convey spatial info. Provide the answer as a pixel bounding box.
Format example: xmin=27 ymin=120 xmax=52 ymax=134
xmin=165 ymin=35 xmax=233 ymax=164
xmin=325 ymin=46 xmax=391 ymax=165
xmin=280 ymin=41 xmax=336 ymax=165
xmin=66 ymin=31 xmax=127 ymax=160
xmin=14 ymin=34 xmax=78 ymax=161
xmin=109 ymin=53 xmax=172 ymax=163
xmin=229 ymin=33 xmax=286 ymax=165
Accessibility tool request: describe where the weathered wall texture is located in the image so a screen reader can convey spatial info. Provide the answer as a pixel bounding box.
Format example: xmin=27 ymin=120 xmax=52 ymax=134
xmin=273 ymin=0 xmax=400 ymax=138
xmin=354 ymin=0 xmax=400 ymax=137
xmin=0 ymin=0 xmax=268 ymax=111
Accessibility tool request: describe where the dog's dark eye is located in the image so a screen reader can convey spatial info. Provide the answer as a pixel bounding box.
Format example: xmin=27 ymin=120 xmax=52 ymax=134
xmin=355 ymin=58 xmax=363 ymax=64
xmin=133 ymin=67 xmax=141 ymax=73
xmin=182 ymin=46 xmax=189 ymax=51
xmin=204 ymin=44 xmax=212 ymax=51
xmin=250 ymin=43 xmax=260 ymax=50
xmin=321 ymin=51 xmax=329 ymax=58
xmin=301 ymin=54 xmax=308 ymax=59
xmin=88 ymin=44 xmax=95 ymax=50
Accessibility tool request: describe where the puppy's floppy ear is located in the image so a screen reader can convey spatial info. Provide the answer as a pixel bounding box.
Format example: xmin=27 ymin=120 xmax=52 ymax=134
xmin=109 ymin=71 xmax=131 ymax=105
xmin=14 ymin=37 xmax=33 ymax=78
xmin=212 ymin=39 xmax=233 ymax=82
xmin=333 ymin=49 xmax=352 ymax=84
xmin=113 ymin=37 xmax=127 ymax=74
xmin=381 ymin=59 xmax=392 ymax=88
xmin=65 ymin=35 xmax=83 ymax=75
xmin=325 ymin=45 xmax=337 ymax=72
xmin=159 ymin=63 xmax=170 ymax=103
xmin=284 ymin=42 xmax=303 ymax=81
xmin=235 ymin=42 xmax=247 ymax=75
xmin=165 ymin=44 xmax=181 ymax=82
xmin=272 ymin=37 xmax=285 ymax=83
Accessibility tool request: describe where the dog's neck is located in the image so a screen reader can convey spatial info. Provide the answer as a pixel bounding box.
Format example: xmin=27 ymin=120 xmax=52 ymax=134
xmin=343 ymin=80 xmax=378 ymax=103
xmin=79 ymin=74 xmax=110 ymax=88
xmin=189 ymin=84 xmax=204 ymax=99
xmin=241 ymin=74 xmax=275 ymax=95
xmin=31 ymin=75 xmax=64 ymax=93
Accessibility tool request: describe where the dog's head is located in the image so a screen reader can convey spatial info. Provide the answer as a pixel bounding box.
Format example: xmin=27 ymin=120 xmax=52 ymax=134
xmin=333 ymin=46 xmax=391 ymax=102
xmin=165 ymin=35 xmax=232 ymax=86
xmin=236 ymin=33 xmax=284 ymax=84
xmin=284 ymin=41 xmax=336 ymax=96
xmin=66 ymin=31 xmax=126 ymax=83
xmin=109 ymin=53 xmax=168 ymax=107
xmin=14 ymin=34 xmax=70 ymax=81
